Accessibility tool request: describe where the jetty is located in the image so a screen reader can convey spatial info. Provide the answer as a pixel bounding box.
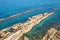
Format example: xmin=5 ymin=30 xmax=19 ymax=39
xmin=0 ymin=7 xmax=43 ymax=22
xmin=0 ymin=12 xmax=54 ymax=40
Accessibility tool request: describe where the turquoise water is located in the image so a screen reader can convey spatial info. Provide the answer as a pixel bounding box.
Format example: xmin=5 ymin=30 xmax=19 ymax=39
xmin=0 ymin=0 xmax=60 ymax=39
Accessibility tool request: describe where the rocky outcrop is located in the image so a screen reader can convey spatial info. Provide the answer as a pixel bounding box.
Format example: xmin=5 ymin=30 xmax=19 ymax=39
xmin=42 ymin=28 xmax=60 ymax=40
xmin=0 ymin=12 xmax=54 ymax=40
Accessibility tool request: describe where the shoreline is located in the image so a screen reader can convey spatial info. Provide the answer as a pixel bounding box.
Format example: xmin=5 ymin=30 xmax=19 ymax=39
xmin=0 ymin=12 xmax=54 ymax=40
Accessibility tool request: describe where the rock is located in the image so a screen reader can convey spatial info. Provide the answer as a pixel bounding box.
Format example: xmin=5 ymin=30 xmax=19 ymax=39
xmin=42 ymin=28 xmax=60 ymax=40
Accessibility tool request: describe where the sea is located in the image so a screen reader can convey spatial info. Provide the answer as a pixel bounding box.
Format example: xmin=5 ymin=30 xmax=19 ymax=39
xmin=0 ymin=0 xmax=60 ymax=39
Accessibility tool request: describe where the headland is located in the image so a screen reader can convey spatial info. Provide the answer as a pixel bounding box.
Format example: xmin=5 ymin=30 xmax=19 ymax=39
xmin=0 ymin=12 xmax=54 ymax=40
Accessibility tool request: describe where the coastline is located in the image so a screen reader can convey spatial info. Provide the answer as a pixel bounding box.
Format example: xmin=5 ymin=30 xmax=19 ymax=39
xmin=0 ymin=12 xmax=54 ymax=40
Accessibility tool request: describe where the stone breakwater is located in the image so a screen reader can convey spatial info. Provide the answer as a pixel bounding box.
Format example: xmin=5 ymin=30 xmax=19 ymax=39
xmin=0 ymin=12 xmax=54 ymax=40
xmin=0 ymin=7 xmax=42 ymax=22
xmin=0 ymin=10 xmax=32 ymax=22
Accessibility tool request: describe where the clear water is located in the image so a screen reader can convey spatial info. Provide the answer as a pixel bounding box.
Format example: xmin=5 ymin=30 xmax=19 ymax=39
xmin=0 ymin=0 xmax=60 ymax=39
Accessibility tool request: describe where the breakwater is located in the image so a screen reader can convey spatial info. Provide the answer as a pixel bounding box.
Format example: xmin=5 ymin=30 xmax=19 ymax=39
xmin=0 ymin=7 xmax=43 ymax=22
